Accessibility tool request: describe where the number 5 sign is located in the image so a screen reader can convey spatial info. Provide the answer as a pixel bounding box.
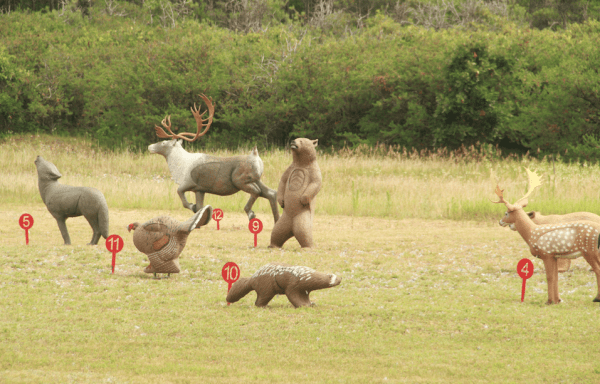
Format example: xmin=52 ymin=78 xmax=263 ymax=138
xmin=19 ymin=213 xmax=34 ymax=245
xmin=517 ymin=258 xmax=534 ymax=302
xmin=106 ymin=234 xmax=124 ymax=274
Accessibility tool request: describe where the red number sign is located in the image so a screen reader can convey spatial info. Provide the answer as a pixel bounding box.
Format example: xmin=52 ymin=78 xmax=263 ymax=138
xmin=248 ymin=218 xmax=263 ymax=247
xmin=106 ymin=234 xmax=124 ymax=274
xmin=19 ymin=213 xmax=34 ymax=245
xmin=222 ymin=262 xmax=240 ymax=305
xmin=212 ymin=208 xmax=223 ymax=230
xmin=517 ymin=258 xmax=534 ymax=302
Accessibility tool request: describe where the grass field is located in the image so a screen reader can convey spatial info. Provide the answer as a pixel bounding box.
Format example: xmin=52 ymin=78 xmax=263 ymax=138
xmin=2 ymin=135 xmax=600 ymax=383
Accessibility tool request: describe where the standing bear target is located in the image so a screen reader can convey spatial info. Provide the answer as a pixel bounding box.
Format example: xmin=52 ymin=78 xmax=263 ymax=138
xmin=270 ymin=138 xmax=322 ymax=248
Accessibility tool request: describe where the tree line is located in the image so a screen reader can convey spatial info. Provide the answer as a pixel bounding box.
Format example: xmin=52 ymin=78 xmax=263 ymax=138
xmin=0 ymin=0 xmax=599 ymax=161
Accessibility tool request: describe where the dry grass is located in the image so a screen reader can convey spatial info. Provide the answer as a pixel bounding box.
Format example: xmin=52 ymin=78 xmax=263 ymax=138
xmin=3 ymin=135 xmax=600 ymax=382
xmin=2 ymin=205 xmax=600 ymax=383
xmin=4 ymin=135 xmax=600 ymax=222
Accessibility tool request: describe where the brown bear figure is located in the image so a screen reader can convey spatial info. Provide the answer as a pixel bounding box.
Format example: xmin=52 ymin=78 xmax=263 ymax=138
xmin=269 ymin=138 xmax=322 ymax=248
xmin=226 ymin=263 xmax=341 ymax=307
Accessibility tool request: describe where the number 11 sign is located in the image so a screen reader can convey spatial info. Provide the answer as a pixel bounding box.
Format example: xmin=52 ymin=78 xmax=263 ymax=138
xmin=106 ymin=234 xmax=124 ymax=274
xmin=517 ymin=258 xmax=534 ymax=302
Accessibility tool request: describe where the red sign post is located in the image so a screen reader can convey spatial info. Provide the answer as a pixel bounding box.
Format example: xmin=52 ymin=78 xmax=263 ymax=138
xmin=19 ymin=213 xmax=34 ymax=245
xmin=212 ymin=208 xmax=223 ymax=230
xmin=222 ymin=262 xmax=240 ymax=305
xmin=248 ymin=218 xmax=263 ymax=247
xmin=106 ymin=234 xmax=124 ymax=274
xmin=517 ymin=258 xmax=534 ymax=302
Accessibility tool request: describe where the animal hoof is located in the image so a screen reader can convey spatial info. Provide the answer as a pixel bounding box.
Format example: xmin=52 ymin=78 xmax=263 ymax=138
xmin=248 ymin=211 xmax=256 ymax=220
xmin=192 ymin=204 xmax=199 ymax=213
xmin=593 ymin=297 xmax=600 ymax=303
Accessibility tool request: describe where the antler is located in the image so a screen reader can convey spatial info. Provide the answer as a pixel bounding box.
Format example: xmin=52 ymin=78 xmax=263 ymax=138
xmin=517 ymin=168 xmax=542 ymax=204
xmin=154 ymin=94 xmax=215 ymax=142
xmin=155 ymin=115 xmax=178 ymax=139
xmin=491 ymin=184 xmax=507 ymax=204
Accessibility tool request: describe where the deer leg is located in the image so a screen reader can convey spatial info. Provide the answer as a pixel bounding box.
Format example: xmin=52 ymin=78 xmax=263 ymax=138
xmin=193 ymin=192 xmax=205 ymax=213
xmin=542 ymin=257 xmax=561 ymax=304
xmin=593 ymin=269 xmax=600 ymax=303
xmin=257 ymin=180 xmax=280 ymax=224
xmin=583 ymin=255 xmax=600 ymax=302
xmin=177 ymin=184 xmax=195 ymax=211
xmin=238 ymin=182 xmax=262 ymax=221
xmin=244 ymin=195 xmax=258 ymax=220
xmin=579 ymin=253 xmax=600 ymax=303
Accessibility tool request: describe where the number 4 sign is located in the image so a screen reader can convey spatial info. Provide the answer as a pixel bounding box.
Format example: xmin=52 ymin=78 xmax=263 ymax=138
xmin=517 ymin=258 xmax=534 ymax=302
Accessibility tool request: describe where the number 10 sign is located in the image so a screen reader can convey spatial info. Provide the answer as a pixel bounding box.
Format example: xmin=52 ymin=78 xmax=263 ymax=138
xmin=222 ymin=262 xmax=240 ymax=305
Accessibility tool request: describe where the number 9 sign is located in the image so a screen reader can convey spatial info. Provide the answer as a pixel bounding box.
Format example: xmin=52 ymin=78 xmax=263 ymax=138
xmin=248 ymin=218 xmax=263 ymax=247
xmin=517 ymin=258 xmax=534 ymax=302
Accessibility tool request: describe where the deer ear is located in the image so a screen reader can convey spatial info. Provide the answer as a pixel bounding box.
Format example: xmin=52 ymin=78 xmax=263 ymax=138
xmin=527 ymin=211 xmax=536 ymax=219
xmin=312 ymin=139 xmax=318 ymax=147
xmin=519 ymin=199 xmax=529 ymax=208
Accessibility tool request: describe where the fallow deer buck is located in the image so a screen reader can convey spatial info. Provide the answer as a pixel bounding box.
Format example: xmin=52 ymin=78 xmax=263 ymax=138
xmin=511 ymin=211 xmax=600 ymax=272
xmin=149 ymin=94 xmax=280 ymax=223
xmin=494 ymin=168 xmax=600 ymax=305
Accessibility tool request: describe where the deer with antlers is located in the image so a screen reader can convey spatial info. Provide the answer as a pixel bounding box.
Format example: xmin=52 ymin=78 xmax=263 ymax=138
xmin=509 ymin=211 xmax=600 ymax=273
xmin=149 ymin=94 xmax=280 ymax=223
xmin=493 ymin=168 xmax=600 ymax=305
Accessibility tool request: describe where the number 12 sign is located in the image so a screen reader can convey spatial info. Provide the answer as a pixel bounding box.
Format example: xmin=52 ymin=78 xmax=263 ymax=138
xmin=212 ymin=209 xmax=223 ymax=230
xmin=517 ymin=258 xmax=534 ymax=302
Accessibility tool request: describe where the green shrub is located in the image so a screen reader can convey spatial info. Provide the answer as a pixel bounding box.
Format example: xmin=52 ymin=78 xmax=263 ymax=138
xmin=1 ymin=5 xmax=599 ymax=162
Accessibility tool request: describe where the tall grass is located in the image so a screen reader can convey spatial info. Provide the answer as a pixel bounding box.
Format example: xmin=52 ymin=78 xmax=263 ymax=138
xmin=3 ymin=134 xmax=600 ymax=221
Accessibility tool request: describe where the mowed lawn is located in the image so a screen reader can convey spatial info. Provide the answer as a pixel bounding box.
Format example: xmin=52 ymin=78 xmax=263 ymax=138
xmin=1 ymin=205 xmax=600 ymax=383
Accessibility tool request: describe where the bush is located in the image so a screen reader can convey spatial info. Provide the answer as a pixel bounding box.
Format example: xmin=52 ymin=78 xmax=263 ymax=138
xmin=1 ymin=4 xmax=599 ymax=162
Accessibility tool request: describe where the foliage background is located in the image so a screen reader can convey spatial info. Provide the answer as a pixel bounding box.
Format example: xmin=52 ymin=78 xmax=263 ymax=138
xmin=0 ymin=0 xmax=599 ymax=161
